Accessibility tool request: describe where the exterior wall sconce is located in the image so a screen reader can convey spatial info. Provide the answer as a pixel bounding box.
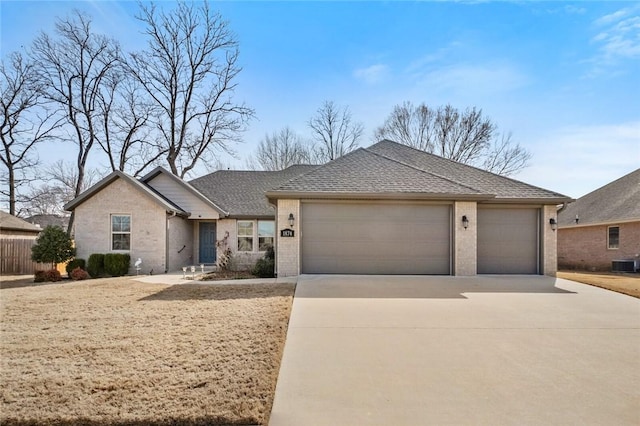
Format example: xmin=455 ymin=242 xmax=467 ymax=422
xmin=288 ymin=213 xmax=295 ymax=227
xmin=549 ymin=218 xmax=557 ymax=231
xmin=462 ymin=215 xmax=469 ymax=229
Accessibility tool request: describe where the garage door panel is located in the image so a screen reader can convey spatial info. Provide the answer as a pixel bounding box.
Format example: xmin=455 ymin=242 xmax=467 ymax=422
xmin=477 ymin=208 xmax=539 ymax=274
xmin=302 ymin=203 xmax=451 ymax=275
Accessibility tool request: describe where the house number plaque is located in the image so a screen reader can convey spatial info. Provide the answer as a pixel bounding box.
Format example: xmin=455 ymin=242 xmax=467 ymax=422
xmin=280 ymin=229 xmax=295 ymax=237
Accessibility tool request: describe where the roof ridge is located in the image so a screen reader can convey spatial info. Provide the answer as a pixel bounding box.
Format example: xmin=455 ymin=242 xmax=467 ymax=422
xmin=577 ymin=167 xmax=640 ymax=200
xmin=363 ymin=145 xmax=484 ymax=194
xmin=373 ymin=139 xmax=569 ymax=199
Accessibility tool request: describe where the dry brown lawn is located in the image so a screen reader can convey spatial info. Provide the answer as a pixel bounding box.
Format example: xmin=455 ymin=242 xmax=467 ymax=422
xmin=0 ymin=278 xmax=295 ymax=425
xmin=558 ymin=271 xmax=640 ymax=298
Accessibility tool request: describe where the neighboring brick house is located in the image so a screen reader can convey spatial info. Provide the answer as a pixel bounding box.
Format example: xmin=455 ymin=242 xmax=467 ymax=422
xmin=558 ymin=168 xmax=640 ymax=272
xmin=66 ymin=140 xmax=571 ymax=276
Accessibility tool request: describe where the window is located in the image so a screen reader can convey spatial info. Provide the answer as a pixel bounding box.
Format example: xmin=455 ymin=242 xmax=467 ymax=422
xmin=608 ymin=226 xmax=619 ymax=249
xmin=258 ymin=220 xmax=275 ymax=251
xmin=238 ymin=221 xmax=254 ymax=251
xmin=111 ymin=215 xmax=131 ymax=251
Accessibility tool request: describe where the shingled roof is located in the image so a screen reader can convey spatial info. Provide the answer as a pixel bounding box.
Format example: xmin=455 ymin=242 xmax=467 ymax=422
xmin=267 ymin=140 xmax=570 ymax=203
xmin=0 ymin=211 xmax=42 ymax=233
xmin=558 ymin=168 xmax=640 ymax=228
xmin=189 ymin=165 xmax=318 ymax=218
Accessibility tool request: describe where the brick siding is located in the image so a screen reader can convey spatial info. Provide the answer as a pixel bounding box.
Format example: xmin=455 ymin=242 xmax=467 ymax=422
xmin=558 ymin=221 xmax=640 ymax=271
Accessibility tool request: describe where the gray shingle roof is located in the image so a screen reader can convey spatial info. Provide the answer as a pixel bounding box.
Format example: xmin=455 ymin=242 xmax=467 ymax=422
xmin=0 ymin=211 xmax=42 ymax=233
xmin=267 ymin=140 xmax=570 ymax=202
xmin=558 ymin=168 xmax=640 ymax=227
xmin=189 ymin=165 xmax=319 ymax=217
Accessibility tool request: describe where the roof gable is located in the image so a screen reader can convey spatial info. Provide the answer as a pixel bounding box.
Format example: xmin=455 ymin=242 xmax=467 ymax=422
xmin=64 ymin=171 xmax=187 ymax=215
xmin=141 ymin=167 xmax=227 ymax=217
xmin=558 ymin=168 xmax=640 ymax=227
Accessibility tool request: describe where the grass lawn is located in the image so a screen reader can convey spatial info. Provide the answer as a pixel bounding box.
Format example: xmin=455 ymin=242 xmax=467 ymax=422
xmin=558 ymin=271 xmax=640 ymax=298
xmin=0 ymin=278 xmax=295 ymax=425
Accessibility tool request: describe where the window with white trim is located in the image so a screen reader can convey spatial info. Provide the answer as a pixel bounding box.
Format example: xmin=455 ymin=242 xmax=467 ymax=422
xmin=608 ymin=226 xmax=619 ymax=249
xmin=111 ymin=215 xmax=131 ymax=251
xmin=237 ymin=221 xmax=254 ymax=251
xmin=258 ymin=220 xmax=275 ymax=251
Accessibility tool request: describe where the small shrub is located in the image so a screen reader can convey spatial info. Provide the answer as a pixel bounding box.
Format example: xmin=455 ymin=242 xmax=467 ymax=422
xmin=34 ymin=270 xmax=46 ymax=283
xmin=253 ymin=246 xmax=275 ymax=278
xmin=87 ymin=254 xmax=105 ymax=278
xmin=44 ymin=269 xmax=62 ymax=282
xmin=70 ymin=267 xmax=90 ymax=281
xmin=65 ymin=258 xmax=86 ymax=277
xmin=104 ymin=253 xmax=130 ymax=277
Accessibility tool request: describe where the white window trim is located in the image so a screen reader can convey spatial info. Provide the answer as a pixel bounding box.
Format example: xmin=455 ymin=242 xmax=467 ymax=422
xmin=607 ymin=225 xmax=620 ymax=250
xmin=237 ymin=220 xmax=254 ymax=252
xmin=111 ymin=214 xmax=131 ymax=252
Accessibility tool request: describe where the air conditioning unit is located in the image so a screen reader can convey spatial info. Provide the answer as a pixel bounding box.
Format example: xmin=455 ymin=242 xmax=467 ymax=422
xmin=611 ymin=260 xmax=639 ymax=273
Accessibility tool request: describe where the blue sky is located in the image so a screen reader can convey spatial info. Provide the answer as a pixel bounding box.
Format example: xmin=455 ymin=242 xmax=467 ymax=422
xmin=1 ymin=0 xmax=639 ymax=198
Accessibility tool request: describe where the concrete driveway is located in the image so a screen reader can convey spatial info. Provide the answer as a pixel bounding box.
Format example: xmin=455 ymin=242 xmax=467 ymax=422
xmin=269 ymin=275 xmax=640 ymax=426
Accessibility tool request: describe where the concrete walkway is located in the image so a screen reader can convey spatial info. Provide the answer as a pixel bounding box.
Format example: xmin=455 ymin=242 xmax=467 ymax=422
xmin=269 ymin=275 xmax=640 ymax=426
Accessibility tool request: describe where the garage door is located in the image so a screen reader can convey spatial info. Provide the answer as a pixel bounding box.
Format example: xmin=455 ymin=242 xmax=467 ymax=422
xmin=301 ymin=202 xmax=451 ymax=274
xmin=477 ymin=207 xmax=540 ymax=274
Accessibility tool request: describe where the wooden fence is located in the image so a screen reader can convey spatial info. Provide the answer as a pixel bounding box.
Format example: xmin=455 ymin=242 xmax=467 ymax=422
xmin=0 ymin=238 xmax=50 ymax=275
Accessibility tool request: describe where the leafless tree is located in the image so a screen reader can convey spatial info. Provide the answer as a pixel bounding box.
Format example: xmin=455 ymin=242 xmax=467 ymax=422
xmin=1 ymin=52 xmax=62 ymax=215
xmin=126 ymin=1 xmax=254 ymax=178
xmin=375 ymin=102 xmax=531 ymax=176
xmin=97 ymin=75 xmax=161 ymax=177
xmin=250 ymin=127 xmax=313 ymax=171
xmin=21 ymin=160 xmax=101 ymax=217
xmin=31 ymin=11 xmax=121 ymax=233
xmin=308 ymin=100 xmax=363 ymax=162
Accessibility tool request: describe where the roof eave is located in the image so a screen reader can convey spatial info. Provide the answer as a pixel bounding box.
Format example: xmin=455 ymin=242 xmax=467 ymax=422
xmin=265 ymin=191 xmax=495 ymax=202
xmin=559 ymin=217 xmax=640 ymax=229
xmin=480 ymin=197 xmax=574 ymax=205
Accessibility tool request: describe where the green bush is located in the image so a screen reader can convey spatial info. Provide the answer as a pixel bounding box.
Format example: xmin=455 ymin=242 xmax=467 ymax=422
xmin=87 ymin=254 xmax=105 ymax=278
xmin=31 ymin=226 xmax=75 ymax=269
xmin=65 ymin=258 xmax=86 ymax=277
xmin=252 ymin=246 xmax=275 ymax=278
xmin=104 ymin=253 xmax=130 ymax=277
xmin=70 ymin=267 xmax=90 ymax=281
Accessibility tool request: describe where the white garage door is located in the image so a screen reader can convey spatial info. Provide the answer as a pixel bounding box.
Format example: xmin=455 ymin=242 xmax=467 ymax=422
xmin=477 ymin=207 xmax=540 ymax=274
xmin=301 ymin=202 xmax=451 ymax=275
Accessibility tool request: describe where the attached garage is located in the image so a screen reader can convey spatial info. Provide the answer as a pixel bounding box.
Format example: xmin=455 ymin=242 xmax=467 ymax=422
xmin=477 ymin=207 xmax=540 ymax=274
xmin=301 ymin=202 xmax=451 ymax=275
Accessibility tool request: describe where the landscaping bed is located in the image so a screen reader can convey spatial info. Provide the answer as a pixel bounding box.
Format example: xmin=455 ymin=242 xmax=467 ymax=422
xmin=0 ymin=278 xmax=295 ymax=425
xmin=558 ymin=271 xmax=640 ymax=298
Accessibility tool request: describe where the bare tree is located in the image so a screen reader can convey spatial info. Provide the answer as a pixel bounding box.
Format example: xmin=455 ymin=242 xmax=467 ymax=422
xmin=250 ymin=127 xmax=312 ymax=171
xmin=31 ymin=11 xmax=121 ymax=233
xmin=375 ymin=102 xmax=531 ymax=176
xmin=97 ymin=74 xmax=162 ymax=177
xmin=126 ymin=1 xmax=254 ymax=178
xmin=1 ymin=52 xmax=62 ymax=215
xmin=22 ymin=161 xmax=101 ymax=217
xmin=308 ymin=100 xmax=363 ymax=162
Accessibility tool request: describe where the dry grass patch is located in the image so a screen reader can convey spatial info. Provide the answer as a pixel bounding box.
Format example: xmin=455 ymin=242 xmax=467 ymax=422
xmin=558 ymin=271 xmax=640 ymax=298
xmin=0 ymin=278 xmax=295 ymax=425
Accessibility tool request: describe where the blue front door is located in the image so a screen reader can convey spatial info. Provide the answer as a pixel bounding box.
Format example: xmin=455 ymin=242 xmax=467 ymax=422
xmin=199 ymin=222 xmax=217 ymax=264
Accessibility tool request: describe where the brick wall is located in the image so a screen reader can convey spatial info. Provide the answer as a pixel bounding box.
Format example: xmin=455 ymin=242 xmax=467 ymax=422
xmin=74 ymin=178 xmax=167 ymax=274
xmin=543 ymin=205 xmax=558 ymax=276
xmin=167 ymin=216 xmax=193 ymax=271
xmin=558 ymin=221 xmax=640 ymax=271
xmin=276 ymin=199 xmax=300 ymax=277
xmin=216 ymin=218 xmax=264 ymax=271
xmin=454 ymin=201 xmax=477 ymax=276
